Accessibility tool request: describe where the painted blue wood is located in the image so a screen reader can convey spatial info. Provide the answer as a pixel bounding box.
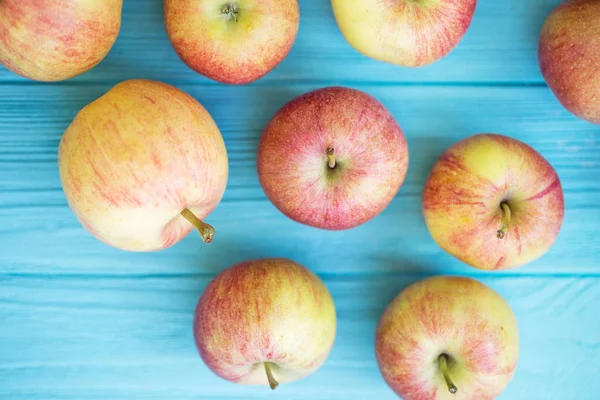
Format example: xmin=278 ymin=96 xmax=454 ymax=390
xmin=1 ymin=1 xmax=600 ymax=400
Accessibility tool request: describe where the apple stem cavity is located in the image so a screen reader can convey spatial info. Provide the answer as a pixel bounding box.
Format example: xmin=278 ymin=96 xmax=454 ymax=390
xmin=180 ymin=208 xmax=215 ymax=244
xmin=439 ymin=354 xmax=458 ymax=394
xmin=496 ymin=202 xmax=512 ymax=239
xmin=264 ymin=362 xmax=279 ymax=390
xmin=221 ymin=2 xmax=239 ymax=22
xmin=326 ymin=147 xmax=336 ymax=169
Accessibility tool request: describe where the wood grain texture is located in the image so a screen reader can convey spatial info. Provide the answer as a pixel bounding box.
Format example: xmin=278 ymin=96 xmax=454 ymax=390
xmin=1 ymin=0 xmax=600 ymax=399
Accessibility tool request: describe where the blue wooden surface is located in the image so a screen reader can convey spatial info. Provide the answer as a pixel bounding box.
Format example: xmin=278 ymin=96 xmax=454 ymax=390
xmin=1 ymin=1 xmax=599 ymax=399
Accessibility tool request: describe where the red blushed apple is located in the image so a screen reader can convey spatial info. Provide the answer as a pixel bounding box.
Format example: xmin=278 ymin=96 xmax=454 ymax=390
xmin=376 ymin=276 xmax=519 ymax=400
xmin=194 ymin=258 xmax=336 ymax=389
xmin=331 ymin=0 xmax=477 ymax=67
xmin=0 ymin=0 xmax=122 ymax=82
xmin=164 ymin=0 xmax=299 ymax=84
xmin=58 ymin=79 xmax=228 ymax=252
xmin=257 ymin=87 xmax=409 ymax=230
xmin=422 ymin=134 xmax=564 ymax=270
xmin=539 ymin=0 xmax=600 ymax=124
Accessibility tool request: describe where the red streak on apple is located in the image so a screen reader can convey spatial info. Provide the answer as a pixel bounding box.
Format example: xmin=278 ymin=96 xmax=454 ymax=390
xmin=422 ymin=134 xmax=564 ymax=270
xmin=194 ymin=258 xmax=336 ymax=387
xmin=257 ymin=86 xmax=409 ymax=230
xmin=0 ymin=0 xmax=122 ymax=81
xmin=58 ymin=79 xmax=228 ymax=251
xmin=376 ymin=276 xmax=519 ymax=400
xmin=539 ymin=0 xmax=600 ymax=124
xmin=164 ymin=0 xmax=299 ymax=84
xmin=332 ymin=0 xmax=477 ymax=67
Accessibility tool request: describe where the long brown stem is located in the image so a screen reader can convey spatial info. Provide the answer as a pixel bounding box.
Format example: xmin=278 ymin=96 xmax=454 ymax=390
xmin=439 ymin=354 xmax=458 ymax=394
xmin=264 ymin=362 xmax=279 ymax=390
xmin=326 ymin=147 xmax=336 ymax=169
xmin=180 ymin=208 xmax=215 ymax=243
xmin=496 ymin=202 xmax=512 ymax=239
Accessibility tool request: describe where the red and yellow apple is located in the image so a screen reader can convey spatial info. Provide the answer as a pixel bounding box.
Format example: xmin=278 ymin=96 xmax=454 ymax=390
xmin=194 ymin=258 xmax=336 ymax=389
xmin=0 ymin=0 xmax=122 ymax=82
xmin=257 ymin=86 xmax=409 ymax=230
xmin=539 ymin=0 xmax=600 ymax=124
xmin=164 ymin=0 xmax=299 ymax=84
xmin=376 ymin=276 xmax=519 ymax=400
xmin=58 ymin=79 xmax=228 ymax=252
xmin=331 ymin=0 xmax=477 ymax=67
xmin=422 ymin=134 xmax=564 ymax=270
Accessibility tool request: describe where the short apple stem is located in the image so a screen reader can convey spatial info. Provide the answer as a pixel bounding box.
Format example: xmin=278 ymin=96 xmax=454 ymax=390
xmin=439 ymin=354 xmax=458 ymax=394
xmin=326 ymin=147 xmax=336 ymax=169
xmin=496 ymin=202 xmax=512 ymax=239
xmin=264 ymin=362 xmax=279 ymax=390
xmin=221 ymin=2 xmax=239 ymax=22
xmin=180 ymin=208 xmax=215 ymax=244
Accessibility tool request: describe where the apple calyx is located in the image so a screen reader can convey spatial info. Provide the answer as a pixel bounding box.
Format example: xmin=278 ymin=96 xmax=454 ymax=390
xmin=264 ymin=362 xmax=280 ymax=390
xmin=326 ymin=147 xmax=336 ymax=169
xmin=438 ymin=353 xmax=458 ymax=394
xmin=180 ymin=208 xmax=216 ymax=244
xmin=496 ymin=202 xmax=512 ymax=239
xmin=221 ymin=2 xmax=239 ymax=22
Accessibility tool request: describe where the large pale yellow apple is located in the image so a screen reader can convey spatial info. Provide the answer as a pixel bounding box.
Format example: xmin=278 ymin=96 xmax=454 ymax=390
xmin=423 ymin=134 xmax=564 ymax=270
xmin=164 ymin=0 xmax=299 ymax=84
xmin=58 ymin=79 xmax=228 ymax=251
xmin=0 ymin=0 xmax=122 ymax=81
xmin=194 ymin=258 xmax=337 ymax=389
xmin=331 ymin=0 xmax=477 ymax=67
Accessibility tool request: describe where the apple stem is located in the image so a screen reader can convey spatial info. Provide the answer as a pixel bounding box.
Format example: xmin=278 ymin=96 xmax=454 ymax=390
xmin=496 ymin=202 xmax=512 ymax=239
xmin=180 ymin=208 xmax=215 ymax=244
xmin=221 ymin=2 xmax=239 ymax=22
xmin=326 ymin=147 xmax=336 ymax=169
xmin=439 ymin=354 xmax=458 ymax=394
xmin=264 ymin=362 xmax=279 ymax=390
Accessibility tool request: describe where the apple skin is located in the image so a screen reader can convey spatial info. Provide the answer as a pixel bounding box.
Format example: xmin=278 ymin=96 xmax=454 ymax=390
xmin=0 ymin=0 xmax=122 ymax=82
xmin=58 ymin=79 xmax=228 ymax=252
xmin=376 ymin=276 xmax=519 ymax=400
xmin=257 ymin=87 xmax=409 ymax=230
xmin=422 ymin=134 xmax=564 ymax=270
xmin=331 ymin=0 xmax=477 ymax=67
xmin=194 ymin=258 xmax=336 ymax=387
xmin=164 ymin=0 xmax=299 ymax=84
xmin=539 ymin=0 xmax=600 ymax=124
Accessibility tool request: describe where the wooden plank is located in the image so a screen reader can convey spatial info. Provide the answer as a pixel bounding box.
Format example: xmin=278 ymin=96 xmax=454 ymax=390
xmin=0 ymin=0 xmax=562 ymax=84
xmin=1 ymin=274 xmax=598 ymax=399
xmin=0 ymin=84 xmax=598 ymax=275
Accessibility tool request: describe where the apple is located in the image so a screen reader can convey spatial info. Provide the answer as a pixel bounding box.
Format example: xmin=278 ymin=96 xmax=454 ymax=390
xmin=257 ymin=86 xmax=409 ymax=230
xmin=0 ymin=0 xmax=122 ymax=82
xmin=164 ymin=0 xmax=299 ymax=84
xmin=58 ymin=79 xmax=228 ymax=251
xmin=539 ymin=0 xmax=600 ymax=124
xmin=376 ymin=276 xmax=519 ymax=400
xmin=331 ymin=0 xmax=477 ymax=67
xmin=422 ymin=133 xmax=564 ymax=270
xmin=194 ymin=258 xmax=336 ymax=389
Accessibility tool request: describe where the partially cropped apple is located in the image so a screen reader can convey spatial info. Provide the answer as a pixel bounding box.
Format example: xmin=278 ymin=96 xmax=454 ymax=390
xmin=58 ymin=79 xmax=228 ymax=251
xmin=0 ymin=0 xmax=122 ymax=81
xmin=423 ymin=134 xmax=564 ymax=270
xmin=194 ymin=258 xmax=336 ymax=389
xmin=257 ymin=87 xmax=409 ymax=230
xmin=331 ymin=0 xmax=477 ymax=67
xmin=539 ymin=0 xmax=600 ymax=124
xmin=376 ymin=276 xmax=519 ymax=400
xmin=164 ymin=0 xmax=299 ymax=84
